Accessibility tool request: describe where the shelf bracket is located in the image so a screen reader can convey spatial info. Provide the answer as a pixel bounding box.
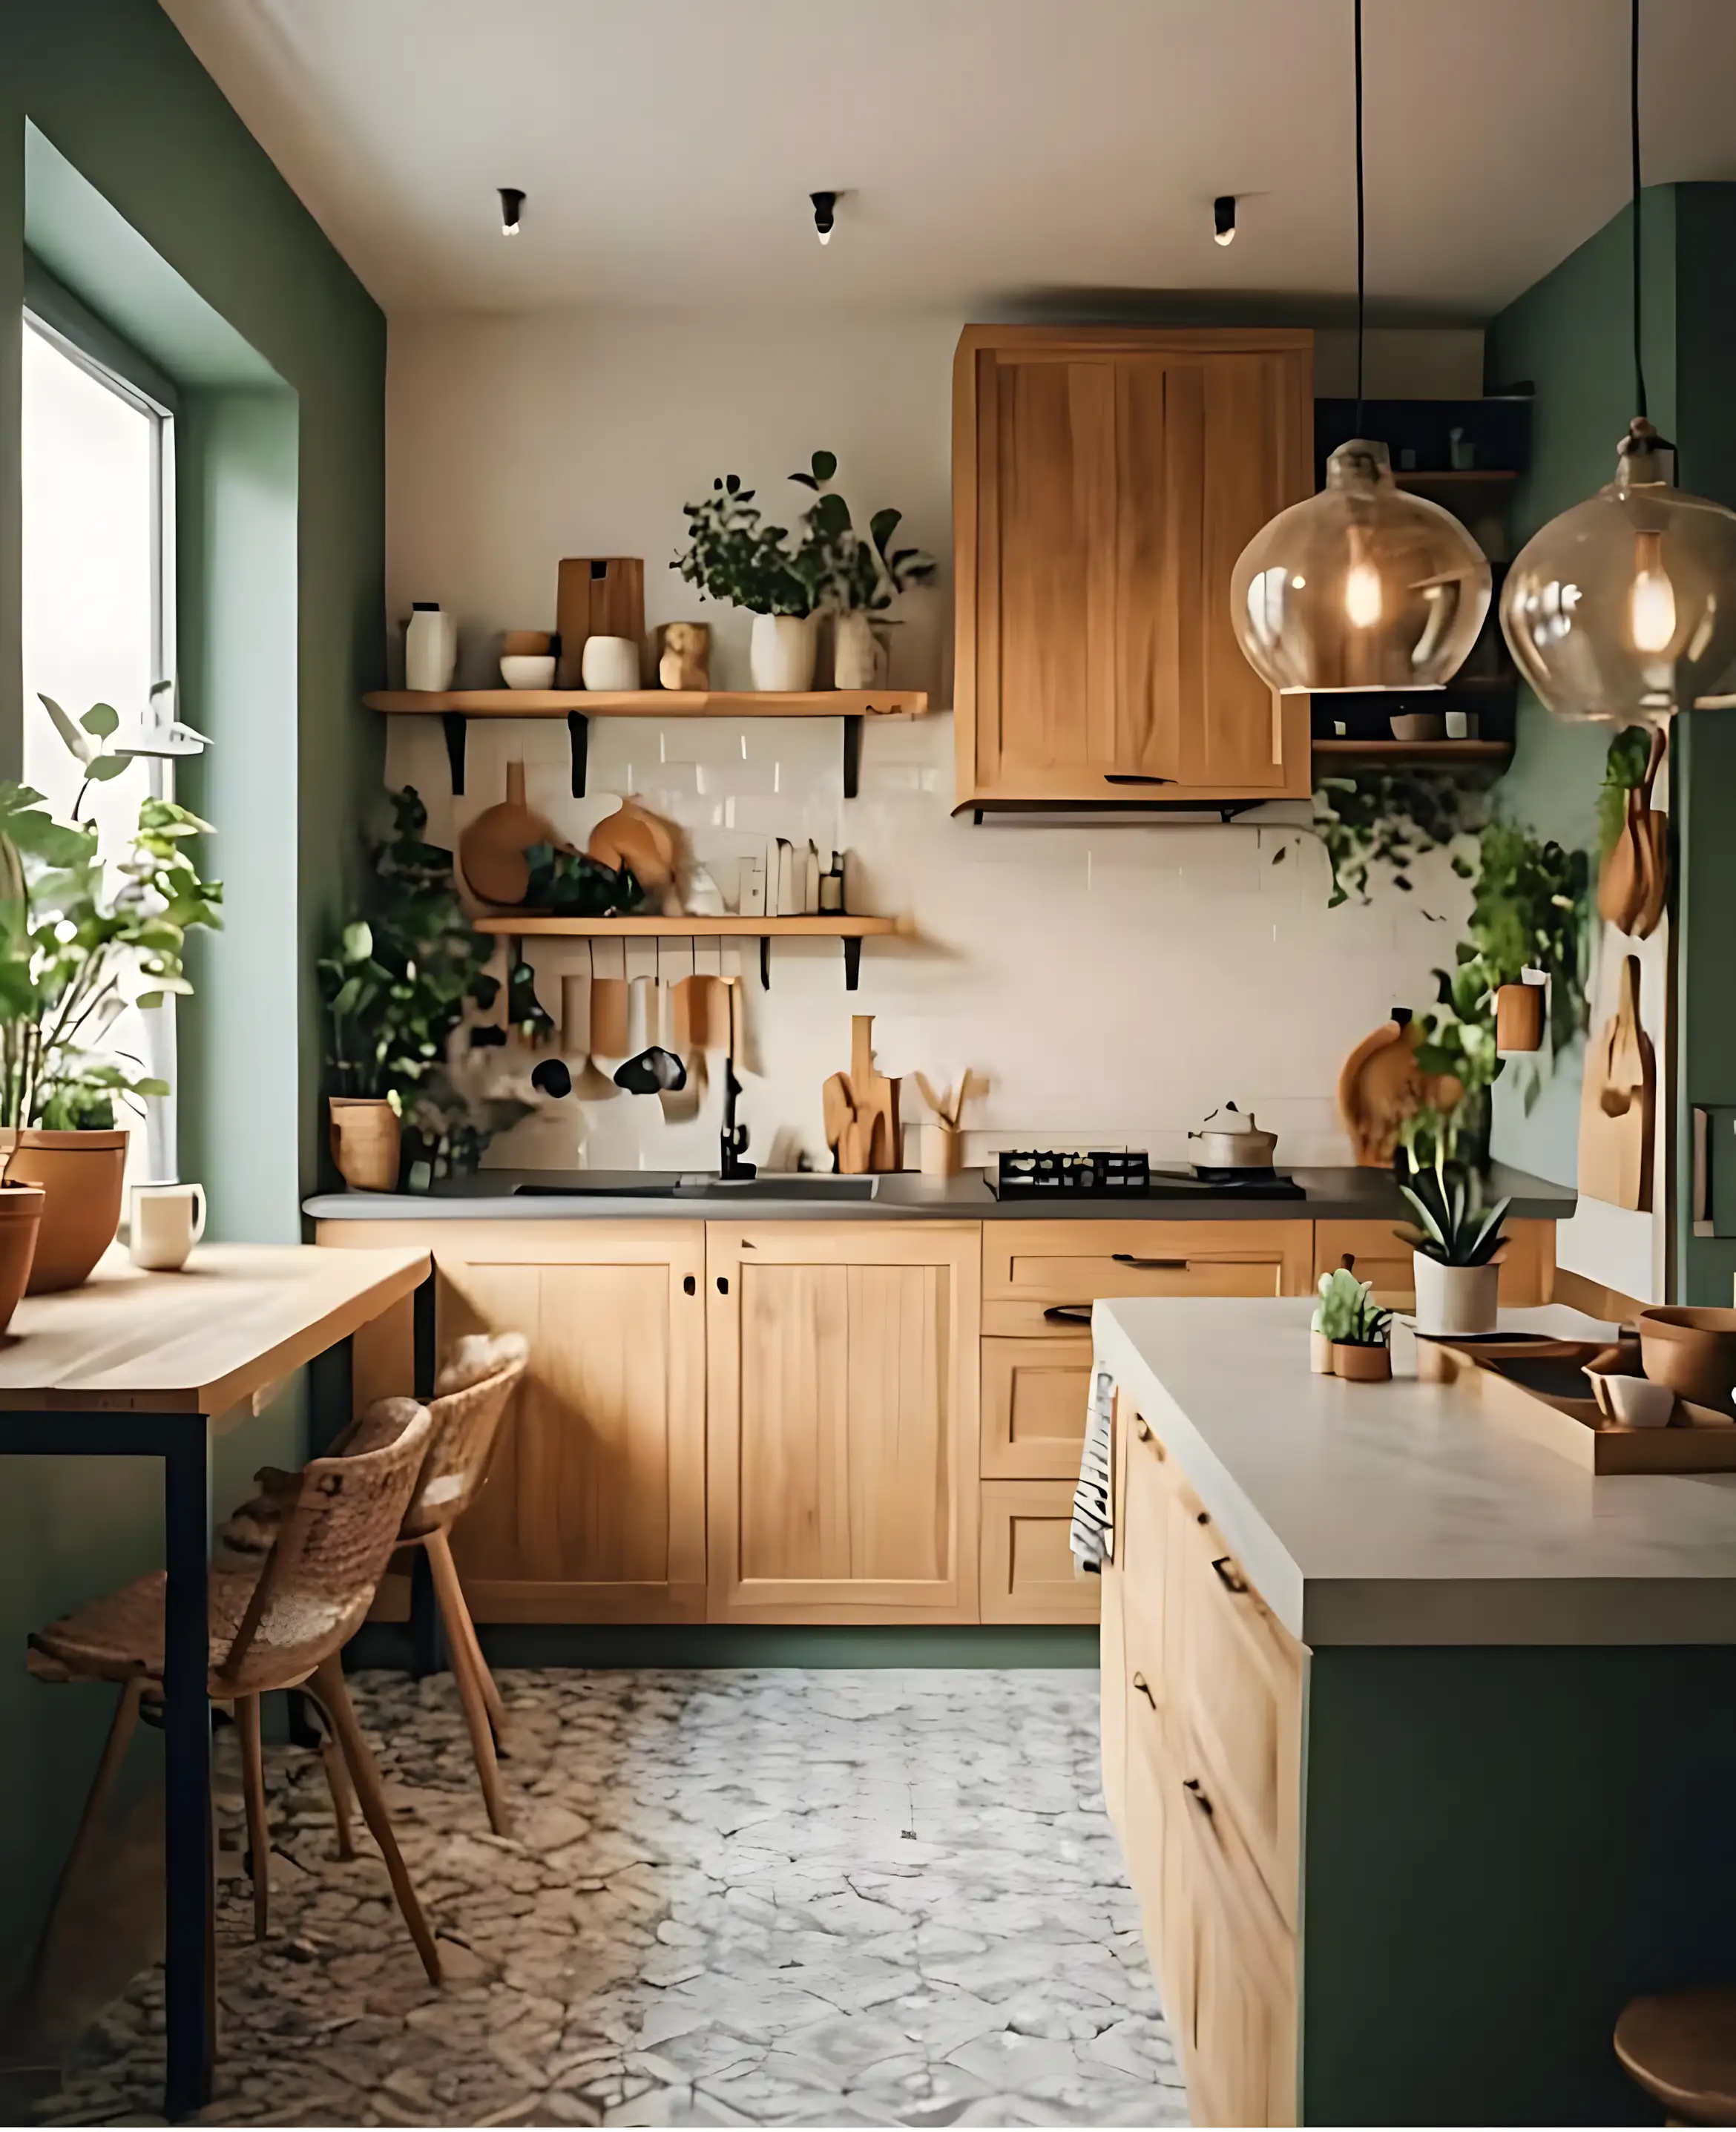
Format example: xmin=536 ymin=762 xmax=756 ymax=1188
xmin=566 ymin=710 xmax=589 ymax=797
xmin=843 ymin=714 xmax=864 ymax=800
xmin=760 ymin=936 xmax=772 ymax=990
xmin=843 ymin=936 xmax=863 ymax=991
xmin=441 ymin=712 xmax=467 ymax=797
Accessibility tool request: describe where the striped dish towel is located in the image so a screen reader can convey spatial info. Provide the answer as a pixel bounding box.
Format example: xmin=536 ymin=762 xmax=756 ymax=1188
xmin=1070 ymin=1363 xmax=1115 ymax=1573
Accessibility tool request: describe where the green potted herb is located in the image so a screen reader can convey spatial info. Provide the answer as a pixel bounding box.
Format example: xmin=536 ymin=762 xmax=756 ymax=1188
xmin=785 ymin=451 xmax=936 ymax=687
xmin=1312 ymin=1265 xmax=1393 ymax=1381
xmin=0 ymin=700 xmax=220 ymax=1293
xmin=1396 ymin=1147 xmax=1511 ymax=1338
xmin=672 ymin=467 xmax=832 ymax=691
xmin=320 ymin=789 xmax=494 ymax=1191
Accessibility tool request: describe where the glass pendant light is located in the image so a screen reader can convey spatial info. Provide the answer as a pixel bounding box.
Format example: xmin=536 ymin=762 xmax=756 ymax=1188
xmin=1230 ymin=0 xmax=1490 ymax=695
xmin=1498 ymin=0 xmax=1736 ymax=725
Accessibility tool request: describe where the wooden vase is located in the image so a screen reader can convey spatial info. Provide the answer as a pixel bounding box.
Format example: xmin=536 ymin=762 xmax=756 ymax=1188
xmin=1496 ymin=982 xmax=1545 ymax=1053
xmin=329 ymin=1097 xmax=401 ymax=1192
xmin=0 ymin=1128 xmax=128 ymax=1293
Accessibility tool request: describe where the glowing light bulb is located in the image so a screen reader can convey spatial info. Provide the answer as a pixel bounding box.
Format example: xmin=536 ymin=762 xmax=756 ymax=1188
xmin=1629 ymin=529 xmax=1677 ymax=654
xmin=1345 ymin=560 xmax=1383 ymax=628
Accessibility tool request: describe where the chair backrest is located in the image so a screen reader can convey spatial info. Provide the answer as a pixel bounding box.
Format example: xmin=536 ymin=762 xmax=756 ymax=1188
xmin=399 ymin=1331 xmax=528 ymax=1539
xmin=216 ymin=1398 xmax=432 ymax=1694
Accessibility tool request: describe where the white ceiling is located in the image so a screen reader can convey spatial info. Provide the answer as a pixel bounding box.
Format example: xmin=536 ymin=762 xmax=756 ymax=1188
xmin=160 ymin=0 xmax=1736 ymax=320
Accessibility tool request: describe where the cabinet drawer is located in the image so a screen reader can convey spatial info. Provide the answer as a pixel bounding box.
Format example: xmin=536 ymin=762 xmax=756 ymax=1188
xmin=1167 ymin=1480 xmax=1303 ymax=1931
xmin=979 ymin=1480 xmax=1099 ymax=1624
xmin=1314 ymin=1217 xmax=1556 ymax=1308
xmin=983 ymin=1220 xmax=1312 ymax=1333
xmin=981 ymin=1335 xmax=1094 ymax=1478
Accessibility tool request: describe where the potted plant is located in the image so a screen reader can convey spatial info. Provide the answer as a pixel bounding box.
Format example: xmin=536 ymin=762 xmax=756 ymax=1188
xmin=321 ymin=789 xmax=496 ymax=1191
xmin=671 ymin=470 xmax=831 ymax=691
xmin=785 ymin=451 xmax=936 ymax=687
xmin=1397 ymin=1147 xmax=1511 ymax=1338
xmin=1314 ymin=1265 xmax=1393 ymax=1381
xmin=0 ymin=700 xmax=220 ymax=1291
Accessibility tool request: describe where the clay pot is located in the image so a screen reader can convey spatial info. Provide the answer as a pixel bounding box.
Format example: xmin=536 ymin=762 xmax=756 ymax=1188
xmin=1496 ymin=981 xmax=1545 ymax=1053
xmin=0 ymin=1182 xmax=44 ymax=1328
xmin=329 ymin=1097 xmax=401 ymax=1192
xmin=1332 ymin=1341 xmax=1393 ymax=1383
xmin=0 ymin=1129 xmax=128 ymax=1293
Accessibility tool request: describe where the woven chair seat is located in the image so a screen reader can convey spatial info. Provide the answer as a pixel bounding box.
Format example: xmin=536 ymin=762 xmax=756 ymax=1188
xmin=25 ymin=1566 xmax=300 ymax=1692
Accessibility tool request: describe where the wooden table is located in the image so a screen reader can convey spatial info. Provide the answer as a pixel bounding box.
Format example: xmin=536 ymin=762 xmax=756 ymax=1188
xmin=0 ymin=1241 xmax=430 ymax=2116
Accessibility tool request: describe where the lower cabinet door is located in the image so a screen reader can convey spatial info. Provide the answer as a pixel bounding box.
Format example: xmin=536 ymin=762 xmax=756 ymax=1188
xmin=706 ymin=1222 xmax=982 ymax=1621
xmin=979 ymin=1479 xmax=1099 ymax=1623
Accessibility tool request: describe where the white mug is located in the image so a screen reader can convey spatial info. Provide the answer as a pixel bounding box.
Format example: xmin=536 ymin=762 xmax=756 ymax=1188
xmin=130 ymin=1182 xmax=206 ymax=1271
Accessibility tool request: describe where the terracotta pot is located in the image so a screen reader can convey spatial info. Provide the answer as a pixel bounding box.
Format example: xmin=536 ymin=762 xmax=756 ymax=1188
xmin=0 ymin=1128 xmax=128 ymax=1293
xmin=0 ymin=1182 xmax=44 ymax=1328
xmin=1332 ymin=1341 xmax=1393 ymax=1383
xmin=329 ymin=1097 xmax=401 ymax=1192
xmin=1496 ymin=981 xmax=1545 ymax=1053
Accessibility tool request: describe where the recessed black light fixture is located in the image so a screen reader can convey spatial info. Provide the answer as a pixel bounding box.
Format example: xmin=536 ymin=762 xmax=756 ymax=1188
xmin=1213 ymin=195 xmax=1237 ymax=246
xmin=499 ymin=187 xmax=525 ymax=237
xmin=811 ymin=191 xmax=838 ymax=246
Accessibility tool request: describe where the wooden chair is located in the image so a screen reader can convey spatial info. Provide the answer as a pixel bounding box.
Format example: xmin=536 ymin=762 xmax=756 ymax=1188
xmin=28 ymin=1397 xmax=442 ymax=1981
xmin=222 ymin=1332 xmax=527 ymax=1836
xmin=1617 ymin=1985 xmax=1736 ymax=2125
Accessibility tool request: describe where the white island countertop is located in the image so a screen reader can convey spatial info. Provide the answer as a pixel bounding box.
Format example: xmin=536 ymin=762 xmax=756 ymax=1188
xmin=1095 ymin=1295 xmax=1736 ymax=1648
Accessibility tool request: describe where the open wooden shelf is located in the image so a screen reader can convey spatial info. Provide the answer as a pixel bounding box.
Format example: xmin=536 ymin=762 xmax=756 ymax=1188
xmin=1312 ymin=739 xmax=1514 ymax=766
xmin=364 ymin=688 xmax=928 ymax=801
xmin=473 ymin=912 xmax=903 ymax=991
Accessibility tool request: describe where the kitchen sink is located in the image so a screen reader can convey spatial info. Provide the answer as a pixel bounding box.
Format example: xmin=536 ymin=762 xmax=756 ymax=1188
xmin=512 ymin=1173 xmax=878 ymax=1201
xmin=678 ymin=1174 xmax=878 ymax=1201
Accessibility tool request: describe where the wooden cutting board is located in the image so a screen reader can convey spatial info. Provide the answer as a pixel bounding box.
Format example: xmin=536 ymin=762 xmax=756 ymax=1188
xmin=849 ymin=1016 xmax=902 ymax=1173
xmin=458 ymin=760 xmax=555 ymax=908
xmin=1579 ymin=953 xmax=1654 ymax=1211
xmin=556 ymin=558 xmax=645 ymax=688
xmin=1597 ymin=727 xmax=1668 ymax=938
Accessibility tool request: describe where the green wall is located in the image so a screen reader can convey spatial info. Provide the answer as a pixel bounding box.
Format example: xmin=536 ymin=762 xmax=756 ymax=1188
xmin=0 ymin=2 xmax=385 ymax=1969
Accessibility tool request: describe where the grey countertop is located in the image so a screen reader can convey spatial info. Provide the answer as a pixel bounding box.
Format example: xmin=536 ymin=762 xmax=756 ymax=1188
xmin=304 ymin=1162 xmax=1575 ymax=1224
xmin=1095 ymin=1296 xmax=1736 ymax=1650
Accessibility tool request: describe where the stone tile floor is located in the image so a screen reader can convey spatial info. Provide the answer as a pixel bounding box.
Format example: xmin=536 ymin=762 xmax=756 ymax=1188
xmin=33 ymin=1668 xmax=1188 ymax=2127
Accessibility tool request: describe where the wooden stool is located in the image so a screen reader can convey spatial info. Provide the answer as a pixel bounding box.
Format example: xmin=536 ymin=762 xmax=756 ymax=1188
xmin=1617 ymin=1984 xmax=1736 ymax=2124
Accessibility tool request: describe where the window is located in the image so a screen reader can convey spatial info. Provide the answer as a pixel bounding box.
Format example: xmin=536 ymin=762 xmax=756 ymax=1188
xmin=19 ymin=313 xmax=178 ymax=1179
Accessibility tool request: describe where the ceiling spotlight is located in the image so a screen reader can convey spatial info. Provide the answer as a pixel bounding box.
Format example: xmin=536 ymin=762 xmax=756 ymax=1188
xmin=1213 ymin=195 xmax=1237 ymax=246
xmin=499 ymin=187 xmax=525 ymax=237
xmin=811 ymin=191 xmax=838 ymax=246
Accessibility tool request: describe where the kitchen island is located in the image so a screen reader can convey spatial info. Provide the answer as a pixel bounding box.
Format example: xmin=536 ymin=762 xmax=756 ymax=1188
xmin=1096 ymin=1295 xmax=1736 ymax=2126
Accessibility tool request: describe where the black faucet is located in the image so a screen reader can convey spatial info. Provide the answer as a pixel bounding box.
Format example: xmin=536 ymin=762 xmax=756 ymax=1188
xmin=720 ymin=1059 xmax=756 ymax=1180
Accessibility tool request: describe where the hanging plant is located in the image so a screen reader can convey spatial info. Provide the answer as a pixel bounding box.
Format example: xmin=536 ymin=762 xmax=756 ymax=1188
xmin=1303 ymin=769 xmax=1480 ymax=908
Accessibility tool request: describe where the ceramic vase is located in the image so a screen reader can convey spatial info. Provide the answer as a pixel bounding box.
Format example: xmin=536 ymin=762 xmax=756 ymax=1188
xmin=833 ymin=612 xmax=889 ymax=689
xmin=749 ymin=613 xmax=818 ymax=693
xmin=1413 ymin=1254 xmax=1499 ymax=1338
xmin=0 ymin=1182 xmax=43 ymax=1328
xmin=581 ymin=635 xmax=641 ymax=691
xmin=404 ymin=603 xmax=458 ymax=692
xmin=329 ymin=1097 xmax=401 ymax=1192
xmin=1309 ymin=1329 xmax=1333 ymax=1375
xmin=0 ymin=1128 xmax=128 ymax=1292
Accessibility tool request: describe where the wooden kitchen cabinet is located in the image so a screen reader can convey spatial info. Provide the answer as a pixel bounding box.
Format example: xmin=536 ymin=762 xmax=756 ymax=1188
xmin=979 ymin=1478 xmax=1096 ymax=1623
xmin=983 ymin=1218 xmax=1315 ymax=1335
xmin=706 ymin=1222 xmax=982 ymax=1621
xmin=321 ymin=1220 xmax=708 ymax=1622
xmin=953 ymin=325 xmax=1314 ymax=810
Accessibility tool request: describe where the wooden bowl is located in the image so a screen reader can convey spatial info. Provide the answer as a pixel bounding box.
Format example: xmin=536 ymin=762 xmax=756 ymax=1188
xmin=1637 ymin=1308 xmax=1736 ymax=1407
xmin=500 ymin=629 xmax=553 ymax=657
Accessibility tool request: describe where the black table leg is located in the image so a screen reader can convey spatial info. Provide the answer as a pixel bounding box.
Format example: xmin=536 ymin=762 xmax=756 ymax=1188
xmin=162 ymin=1432 xmax=214 ymax=2117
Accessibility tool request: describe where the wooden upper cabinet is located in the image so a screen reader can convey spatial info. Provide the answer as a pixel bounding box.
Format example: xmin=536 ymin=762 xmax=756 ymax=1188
xmin=706 ymin=1222 xmax=981 ymax=1622
xmin=954 ymin=326 xmax=1314 ymax=809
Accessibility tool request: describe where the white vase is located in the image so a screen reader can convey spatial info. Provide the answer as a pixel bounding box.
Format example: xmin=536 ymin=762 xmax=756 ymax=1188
xmin=581 ymin=635 xmax=641 ymax=691
xmin=404 ymin=604 xmax=458 ymax=692
xmin=833 ymin=611 xmax=889 ymax=689
xmin=749 ymin=613 xmax=818 ymax=692
xmin=1412 ymin=1254 xmax=1500 ymax=1338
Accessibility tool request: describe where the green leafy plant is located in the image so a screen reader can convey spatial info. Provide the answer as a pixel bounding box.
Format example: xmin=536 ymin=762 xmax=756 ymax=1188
xmin=1597 ymin=726 xmax=1654 ymax=861
xmin=1306 ymin=769 xmax=1477 ymax=908
xmin=320 ymin=789 xmax=494 ymax=1105
xmin=1312 ymin=1266 xmax=1391 ymax=1346
xmin=1395 ymin=1146 xmax=1511 ymax=1266
xmin=786 ymin=450 xmax=936 ymax=613
xmin=671 ymin=470 xmax=830 ymax=618
xmin=0 ymin=700 xmax=220 ymax=1138
xmin=522 ymin=843 xmax=643 ymax=918
xmin=1462 ymin=820 xmax=1588 ymax=1052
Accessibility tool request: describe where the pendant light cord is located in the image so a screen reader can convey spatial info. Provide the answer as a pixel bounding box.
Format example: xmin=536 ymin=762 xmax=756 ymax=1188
xmin=1631 ymin=0 xmax=1648 ymax=419
xmin=1354 ymin=0 xmax=1366 ymax=432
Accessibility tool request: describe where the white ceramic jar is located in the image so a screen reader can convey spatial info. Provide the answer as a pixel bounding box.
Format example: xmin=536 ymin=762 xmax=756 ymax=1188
xmin=750 ymin=613 xmax=818 ymax=692
xmin=404 ymin=603 xmax=458 ymax=692
xmin=1412 ymin=1254 xmax=1500 ymax=1338
xmin=581 ymin=635 xmax=641 ymax=691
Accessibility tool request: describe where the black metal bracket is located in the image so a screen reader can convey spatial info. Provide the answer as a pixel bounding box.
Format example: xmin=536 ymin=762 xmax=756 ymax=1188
xmin=760 ymin=936 xmax=772 ymax=990
xmin=441 ymin=712 xmax=467 ymax=796
xmin=567 ymin=709 xmax=589 ymax=797
xmin=844 ymin=936 xmax=863 ymax=990
xmin=843 ymin=714 xmax=864 ymax=799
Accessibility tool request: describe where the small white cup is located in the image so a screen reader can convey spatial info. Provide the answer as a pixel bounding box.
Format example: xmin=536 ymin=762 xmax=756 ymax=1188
xmin=130 ymin=1182 xmax=206 ymax=1272
xmin=581 ymin=635 xmax=642 ymax=691
xmin=1587 ymin=1366 xmax=1675 ymax=1429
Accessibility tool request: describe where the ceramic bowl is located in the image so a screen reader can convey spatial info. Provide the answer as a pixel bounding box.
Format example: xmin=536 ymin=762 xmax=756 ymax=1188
xmin=1637 ymin=1308 xmax=1736 ymax=1407
xmin=500 ymin=654 xmax=557 ymax=690
xmin=1390 ymin=711 xmax=1447 ymax=742
xmin=1585 ymin=1366 xmax=1675 ymax=1429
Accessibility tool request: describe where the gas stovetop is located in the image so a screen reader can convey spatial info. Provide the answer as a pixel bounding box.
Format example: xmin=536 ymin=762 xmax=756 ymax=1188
xmin=986 ymin=1149 xmax=1307 ymax=1202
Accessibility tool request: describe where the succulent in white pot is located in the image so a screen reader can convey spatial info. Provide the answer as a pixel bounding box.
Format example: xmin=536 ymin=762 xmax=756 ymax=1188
xmin=1396 ymin=1151 xmax=1511 ymax=1338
